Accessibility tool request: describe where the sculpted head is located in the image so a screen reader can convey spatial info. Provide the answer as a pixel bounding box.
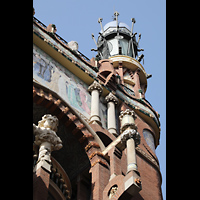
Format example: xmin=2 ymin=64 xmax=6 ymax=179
xmin=38 ymin=114 xmax=59 ymax=132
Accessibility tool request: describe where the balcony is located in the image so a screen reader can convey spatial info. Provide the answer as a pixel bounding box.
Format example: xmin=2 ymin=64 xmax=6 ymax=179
xmin=33 ymin=150 xmax=72 ymax=199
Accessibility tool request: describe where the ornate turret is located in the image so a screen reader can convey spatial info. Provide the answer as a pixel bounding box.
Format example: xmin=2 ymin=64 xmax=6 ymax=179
xmin=92 ymin=12 xmax=152 ymax=99
xmin=91 ymin=11 xmax=144 ymax=61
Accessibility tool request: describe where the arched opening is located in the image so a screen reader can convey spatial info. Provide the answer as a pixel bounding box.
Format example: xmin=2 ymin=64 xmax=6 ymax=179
xmin=33 ymin=83 xmax=105 ymax=199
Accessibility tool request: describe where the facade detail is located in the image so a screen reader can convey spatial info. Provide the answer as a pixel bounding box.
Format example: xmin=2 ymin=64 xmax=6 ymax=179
xmin=33 ymin=10 xmax=163 ymax=200
xmin=33 ymin=114 xmax=62 ymax=172
xmin=105 ymin=92 xmax=118 ymax=136
xmin=88 ymin=81 xmax=103 ymax=125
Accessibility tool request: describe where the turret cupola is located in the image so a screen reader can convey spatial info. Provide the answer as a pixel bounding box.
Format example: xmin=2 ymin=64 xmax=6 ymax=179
xmin=92 ymin=11 xmax=144 ymax=61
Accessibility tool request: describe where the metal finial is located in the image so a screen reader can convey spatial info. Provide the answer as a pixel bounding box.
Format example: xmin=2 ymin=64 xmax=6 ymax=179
xmin=114 ymin=11 xmax=119 ymax=26
xmin=114 ymin=11 xmax=119 ymax=17
xmin=91 ymin=33 xmax=98 ymax=47
xmin=98 ymin=18 xmax=104 ymax=32
xmin=131 ymin=18 xmax=136 ymax=34
xmin=137 ymin=33 xmax=141 ymax=44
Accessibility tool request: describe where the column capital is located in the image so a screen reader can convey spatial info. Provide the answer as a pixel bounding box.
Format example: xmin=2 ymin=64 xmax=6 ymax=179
xmin=119 ymin=109 xmax=136 ymax=121
xmin=120 ymin=129 xmax=140 ymax=146
xmin=33 ymin=114 xmax=62 ymax=151
xmin=119 ymin=109 xmax=137 ymax=133
xmin=88 ymin=80 xmax=103 ymax=94
xmin=105 ymin=92 xmax=118 ymax=104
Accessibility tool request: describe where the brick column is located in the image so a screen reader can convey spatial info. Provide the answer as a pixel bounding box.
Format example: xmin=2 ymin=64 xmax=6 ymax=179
xmin=108 ymin=147 xmax=122 ymax=180
xmin=89 ymin=150 xmax=110 ymax=200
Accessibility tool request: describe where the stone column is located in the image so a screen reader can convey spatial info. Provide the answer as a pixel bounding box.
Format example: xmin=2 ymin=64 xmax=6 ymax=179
xmin=119 ymin=109 xmax=140 ymax=174
xmin=33 ymin=114 xmax=62 ymax=200
xmin=33 ymin=114 xmax=63 ymax=173
xmin=105 ymin=92 xmax=118 ymax=136
xmin=121 ymin=128 xmax=140 ymax=174
xmin=88 ymin=81 xmax=103 ymax=125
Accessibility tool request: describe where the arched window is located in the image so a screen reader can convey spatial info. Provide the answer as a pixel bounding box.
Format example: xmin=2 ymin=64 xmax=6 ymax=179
xmin=143 ymin=129 xmax=156 ymax=153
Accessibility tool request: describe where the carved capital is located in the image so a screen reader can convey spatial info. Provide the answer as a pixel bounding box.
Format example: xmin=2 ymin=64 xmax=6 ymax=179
xmin=33 ymin=114 xmax=62 ymax=151
xmin=88 ymin=81 xmax=103 ymax=94
xmin=105 ymin=92 xmax=118 ymax=104
xmin=119 ymin=109 xmax=136 ymax=121
xmin=119 ymin=109 xmax=137 ymax=133
xmin=121 ymin=129 xmax=140 ymax=146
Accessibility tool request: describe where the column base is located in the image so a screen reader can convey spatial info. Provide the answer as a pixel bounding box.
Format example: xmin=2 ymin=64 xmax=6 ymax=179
xmin=127 ymin=163 xmax=138 ymax=174
xmin=124 ymin=170 xmax=142 ymax=196
xmin=89 ymin=115 xmax=102 ymax=126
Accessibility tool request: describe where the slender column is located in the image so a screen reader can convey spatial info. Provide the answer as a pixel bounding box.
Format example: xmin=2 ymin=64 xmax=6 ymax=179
xmin=119 ymin=109 xmax=140 ymax=174
xmin=105 ymin=92 xmax=118 ymax=136
xmin=121 ymin=128 xmax=140 ymax=174
xmin=88 ymin=81 xmax=103 ymax=125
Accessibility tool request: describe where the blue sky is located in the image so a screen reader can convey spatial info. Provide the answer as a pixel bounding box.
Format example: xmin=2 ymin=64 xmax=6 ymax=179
xmin=33 ymin=0 xmax=166 ymax=199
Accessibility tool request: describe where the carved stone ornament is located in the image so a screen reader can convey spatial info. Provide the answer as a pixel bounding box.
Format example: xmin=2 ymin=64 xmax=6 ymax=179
xmin=119 ymin=109 xmax=137 ymax=121
xmin=121 ymin=129 xmax=141 ymax=146
xmin=33 ymin=114 xmax=62 ymax=151
xmin=105 ymin=92 xmax=118 ymax=104
xmin=88 ymin=80 xmax=103 ymax=94
xmin=108 ymin=185 xmax=118 ymax=199
xmin=119 ymin=109 xmax=137 ymax=133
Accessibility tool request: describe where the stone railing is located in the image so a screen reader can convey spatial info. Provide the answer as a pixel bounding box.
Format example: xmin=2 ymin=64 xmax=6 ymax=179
xmin=50 ymin=157 xmax=72 ymax=199
xmin=33 ymin=149 xmax=72 ymax=199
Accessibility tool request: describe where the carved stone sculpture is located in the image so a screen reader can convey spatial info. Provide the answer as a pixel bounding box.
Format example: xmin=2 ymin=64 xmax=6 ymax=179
xmin=108 ymin=185 xmax=118 ymax=199
xmin=121 ymin=129 xmax=140 ymax=147
xmin=33 ymin=114 xmax=62 ymax=150
xmin=33 ymin=114 xmax=62 ymax=172
xmin=119 ymin=109 xmax=137 ymax=133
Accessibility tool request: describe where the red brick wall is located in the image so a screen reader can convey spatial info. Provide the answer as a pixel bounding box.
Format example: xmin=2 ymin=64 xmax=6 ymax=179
xmin=136 ymin=154 xmax=162 ymax=200
xmin=33 ymin=168 xmax=50 ymax=200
